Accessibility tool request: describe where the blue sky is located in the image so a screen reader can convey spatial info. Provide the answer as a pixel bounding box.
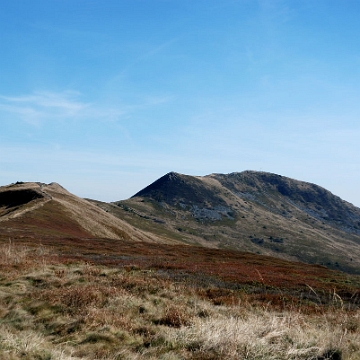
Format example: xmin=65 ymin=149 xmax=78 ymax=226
xmin=1 ymin=0 xmax=360 ymax=206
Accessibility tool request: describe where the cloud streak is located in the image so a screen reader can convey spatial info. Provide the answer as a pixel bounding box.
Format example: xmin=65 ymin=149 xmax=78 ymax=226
xmin=0 ymin=91 xmax=153 ymax=127
xmin=0 ymin=89 xmax=173 ymax=127
xmin=0 ymin=91 xmax=90 ymax=125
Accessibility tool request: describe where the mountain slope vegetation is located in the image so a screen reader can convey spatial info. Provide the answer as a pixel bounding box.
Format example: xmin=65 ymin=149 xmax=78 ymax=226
xmin=2 ymin=241 xmax=360 ymax=360
xmin=106 ymin=171 xmax=360 ymax=274
xmin=0 ymin=181 xmax=169 ymax=244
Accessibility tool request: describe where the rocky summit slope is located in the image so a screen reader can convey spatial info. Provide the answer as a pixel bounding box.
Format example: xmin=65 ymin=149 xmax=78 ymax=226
xmin=0 ymin=181 xmax=168 ymax=244
xmin=107 ymin=171 xmax=360 ymax=274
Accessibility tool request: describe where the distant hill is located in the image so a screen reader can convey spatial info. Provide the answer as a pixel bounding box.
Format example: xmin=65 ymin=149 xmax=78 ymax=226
xmin=2 ymin=172 xmax=360 ymax=274
xmin=0 ymin=181 xmax=170 ymax=244
xmin=107 ymin=171 xmax=360 ymax=274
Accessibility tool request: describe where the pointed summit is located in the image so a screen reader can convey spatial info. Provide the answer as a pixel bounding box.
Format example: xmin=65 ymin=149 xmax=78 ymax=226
xmin=132 ymin=171 xmax=226 ymax=206
xmin=133 ymin=172 xmax=186 ymax=200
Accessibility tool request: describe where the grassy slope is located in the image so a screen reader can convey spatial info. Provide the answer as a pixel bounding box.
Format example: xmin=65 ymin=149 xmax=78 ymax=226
xmin=1 ymin=242 xmax=360 ymax=360
xmin=107 ymin=171 xmax=360 ymax=274
xmin=0 ymin=182 xmax=176 ymax=244
xmin=100 ymin=196 xmax=360 ymax=275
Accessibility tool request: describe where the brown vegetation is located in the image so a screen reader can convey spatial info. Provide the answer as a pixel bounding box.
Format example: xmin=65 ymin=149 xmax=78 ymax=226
xmin=1 ymin=241 xmax=360 ymax=359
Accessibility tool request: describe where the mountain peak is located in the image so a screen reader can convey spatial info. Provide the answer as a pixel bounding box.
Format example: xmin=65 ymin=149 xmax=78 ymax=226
xmin=132 ymin=171 xmax=189 ymax=199
xmin=165 ymin=171 xmax=181 ymax=179
xmin=121 ymin=170 xmax=360 ymax=273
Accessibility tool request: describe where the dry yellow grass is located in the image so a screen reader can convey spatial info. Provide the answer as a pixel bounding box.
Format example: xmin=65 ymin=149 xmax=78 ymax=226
xmin=1 ymin=242 xmax=360 ymax=359
xmin=45 ymin=183 xmax=163 ymax=242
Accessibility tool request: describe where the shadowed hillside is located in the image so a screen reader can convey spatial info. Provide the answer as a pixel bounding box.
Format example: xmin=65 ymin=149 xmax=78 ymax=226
xmin=107 ymin=171 xmax=360 ymax=274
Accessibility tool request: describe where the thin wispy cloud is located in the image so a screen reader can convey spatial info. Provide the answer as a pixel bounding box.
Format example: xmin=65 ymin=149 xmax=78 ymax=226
xmin=0 ymin=91 xmax=89 ymax=124
xmin=0 ymin=91 xmax=174 ymax=120
xmin=0 ymin=102 xmax=43 ymax=126
xmin=0 ymin=90 xmax=173 ymax=126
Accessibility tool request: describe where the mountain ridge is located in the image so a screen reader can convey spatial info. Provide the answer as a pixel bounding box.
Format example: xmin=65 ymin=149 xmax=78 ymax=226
xmin=0 ymin=181 xmax=172 ymax=244
xmin=130 ymin=170 xmax=360 ymax=235
xmin=111 ymin=170 xmax=360 ymax=274
xmin=1 ymin=170 xmax=360 ymax=274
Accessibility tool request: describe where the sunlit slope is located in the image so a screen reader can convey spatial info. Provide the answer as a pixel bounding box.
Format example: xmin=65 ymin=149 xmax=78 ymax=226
xmin=110 ymin=171 xmax=360 ymax=274
xmin=0 ymin=181 xmax=170 ymax=243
